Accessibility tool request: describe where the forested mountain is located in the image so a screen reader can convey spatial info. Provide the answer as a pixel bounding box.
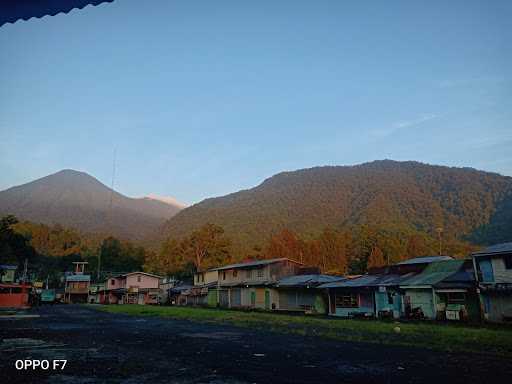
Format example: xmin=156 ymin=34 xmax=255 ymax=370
xmin=161 ymin=160 xmax=512 ymax=257
xmin=0 ymin=170 xmax=182 ymax=240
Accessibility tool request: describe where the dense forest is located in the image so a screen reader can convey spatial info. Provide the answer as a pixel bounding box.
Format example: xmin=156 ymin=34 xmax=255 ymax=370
xmin=161 ymin=160 xmax=512 ymax=258
xmin=0 ymin=215 xmax=150 ymax=286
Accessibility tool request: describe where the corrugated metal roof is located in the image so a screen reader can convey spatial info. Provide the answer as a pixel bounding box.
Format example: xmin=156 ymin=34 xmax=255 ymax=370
xmin=123 ymin=272 xmax=163 ymax=279
xmin=65 ymin=274 xmax=91 ymax=282
xmin=318 ymin=273 xmax=409 ymax=289
xmin=276 ymin=274 xmax=344 ymax=288
xmin=0 ymin=264 xmax=17 ymax=270
xmin=400 ymin=260 xmax=465 ymax=287
xmin=472 ymin=242 xmax=512 ymax=257
xmin=210 ymin=258 xmax=302 ymax=272
xmin=397 ymin=256 xmax=453 ymax=265
xmin=0 ymin=0 xmax=114 ymax=27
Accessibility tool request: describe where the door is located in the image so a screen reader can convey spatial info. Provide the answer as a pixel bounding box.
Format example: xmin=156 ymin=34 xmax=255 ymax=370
xmin=231 ymin=288 xmax=242 ymax=307
xmin=265 ymin=290 xmax=270 ymax=310
xmin=250 ymin=291 xmax=256 ymax=307
xmin=138 ymin=293 xmax=144 ymax=305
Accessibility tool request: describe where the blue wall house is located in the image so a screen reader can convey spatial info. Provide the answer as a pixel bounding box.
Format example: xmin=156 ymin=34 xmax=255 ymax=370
xmin=472 ymin=242 xmax=512 ymax=323
xmin=319 ymin=274 xmax=408 ymax=319
xmin=399 ymin=259 xmax=479 ymax=321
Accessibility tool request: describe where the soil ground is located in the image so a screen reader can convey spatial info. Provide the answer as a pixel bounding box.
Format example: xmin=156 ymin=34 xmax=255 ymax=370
xmin=1 ymin=305 xmax=511 ymax=383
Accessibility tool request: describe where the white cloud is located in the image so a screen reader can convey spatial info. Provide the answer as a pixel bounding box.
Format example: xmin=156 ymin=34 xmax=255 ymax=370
xmin=370 ymin=113 xmax=438 ymax=138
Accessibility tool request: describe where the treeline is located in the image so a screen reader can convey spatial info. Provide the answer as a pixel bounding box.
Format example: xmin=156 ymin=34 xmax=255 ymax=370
xmin=145 ymin=222 xmax=478 ymax=276
xmin=0 ymin=215 xmax=151 ymax=286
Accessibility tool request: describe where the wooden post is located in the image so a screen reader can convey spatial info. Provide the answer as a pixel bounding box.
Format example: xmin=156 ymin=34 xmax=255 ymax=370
xmin=432 ymin=288 xmax=438 ymax=320
xmin=327 ymin=289 xmax=332 ymax=315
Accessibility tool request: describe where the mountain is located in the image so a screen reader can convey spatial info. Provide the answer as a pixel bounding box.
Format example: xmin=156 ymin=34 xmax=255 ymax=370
xmin=161 ymin=160 xmax=512 ymax=254
xmin=0 ymin=170 xmax=183 ymax=240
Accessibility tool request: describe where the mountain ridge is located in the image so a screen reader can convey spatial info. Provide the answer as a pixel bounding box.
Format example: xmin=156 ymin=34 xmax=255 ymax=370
xmin=161 ymin=160 xmax=512 ymax=254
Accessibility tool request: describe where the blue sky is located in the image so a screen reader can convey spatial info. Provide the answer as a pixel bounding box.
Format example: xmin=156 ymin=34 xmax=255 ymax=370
xmin=1 ymin=0 xmax=511 ymax=205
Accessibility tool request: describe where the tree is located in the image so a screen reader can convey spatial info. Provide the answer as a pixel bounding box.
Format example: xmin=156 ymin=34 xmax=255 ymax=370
xmin=183 ymin=223 xmax=231 ymax=270
xmin=315 ymin=228 xmax=348 ymax=274
xmin=145 ymin=238 xmax=187 ymax=276
xmin=264 ymin=229 xmax=302 ymax=261
xmin=367 ymin=246 xmax=386 ymax=269
xmin=0 ymin=215 xmax=37 ymax=266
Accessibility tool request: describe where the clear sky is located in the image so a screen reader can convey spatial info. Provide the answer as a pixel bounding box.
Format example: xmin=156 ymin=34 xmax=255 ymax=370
xmin=1 ymin=0 xmax=511 ymax=205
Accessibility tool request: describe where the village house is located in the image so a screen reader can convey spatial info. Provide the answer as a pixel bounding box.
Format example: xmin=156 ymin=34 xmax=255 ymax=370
xmin=399 ymin=259 xmax=479 ymax=321
xmin=158 ymin=277 xmax=179 ymax=305
xmin=88 ymin=282 xmax=105 ymax=304
xmin=187 ymin=269 xmax=219 ymax=306
xmin=0 ymin=264 xmax=17 ymax=283
xmin=64 ymin=262 xmax=91 ymax=304
xmin=319 ymin=273 xmax=408 ymax=319
xmin=472 ymin=242 xmax=512 ymax=323
xmin=212 ymin=258 xmax=303 ymax=310
xmin=101 ymin=272 xmax=162 ymax=305
xmin=274 ymin=272 xmax=343 ymax=314
xmin=319 ymin=256 xmax=457 ymax=319
xmin=169 ymin=283 xmax=193 ymax=306
xmin=123 ymin=272 xmax=162 ymax=304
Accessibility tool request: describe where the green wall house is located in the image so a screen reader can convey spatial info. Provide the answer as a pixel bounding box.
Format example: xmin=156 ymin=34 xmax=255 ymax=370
xmin=400 ymin=259 xmax=479 ymax=322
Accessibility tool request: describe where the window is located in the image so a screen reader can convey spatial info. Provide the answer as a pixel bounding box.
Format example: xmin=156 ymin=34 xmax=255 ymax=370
xmin=504 ymin=256 xmax=512 ymax=270
xmin=137 ymin=275 xmax=142 ymax=282
xmin=246 ymin=270 xmax=252 ymax=279
xmin=111 ymin=279 xmax=115 ymax=285
xmin=257 ymin=269 xmax=264 ymax=278
xmin=233 ymin=270 xmax=237 ymax=278
xmin=335 ymin=293 xmax=359 ymax=308
xmin=447 ymin=292 xmax=466 ymax=304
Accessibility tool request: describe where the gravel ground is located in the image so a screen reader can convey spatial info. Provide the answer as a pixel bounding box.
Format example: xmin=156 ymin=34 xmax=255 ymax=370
xmin=1 ymin=305 xmax=511 ymax=384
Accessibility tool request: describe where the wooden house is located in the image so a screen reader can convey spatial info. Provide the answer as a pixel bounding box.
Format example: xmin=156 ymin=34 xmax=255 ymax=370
xmin=399 ymin=259 xmax=479 ymax=321
xmin=189 ymin=270 xmax=219 ymax=306
xmin=64 ymin=262 xmax=90 ymax=304
xmin=472 ymin=242 xmax=512 ymax=323
xmin=275 ymin=274 xmax=343 ymax=314
xmin=101 ymin=272 xmax=162 ymax=305
xmin=319 ymin=274 xmax=407 ymax=318
xmin=212 ymin=258 xmax=303 ymax=310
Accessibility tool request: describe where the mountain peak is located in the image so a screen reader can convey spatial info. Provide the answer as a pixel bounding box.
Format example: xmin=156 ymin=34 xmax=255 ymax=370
xmin=0 ymin=170 xmax=183 ymax=240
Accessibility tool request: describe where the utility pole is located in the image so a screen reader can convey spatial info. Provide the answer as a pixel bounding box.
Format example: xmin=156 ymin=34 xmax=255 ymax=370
xmin=99 ymin=148 xmax=117 ymax=281
xmin=22 ymin=258 xmax=28 ymax=283
xmin=436 ymin=227 xmax=443 ymax=256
